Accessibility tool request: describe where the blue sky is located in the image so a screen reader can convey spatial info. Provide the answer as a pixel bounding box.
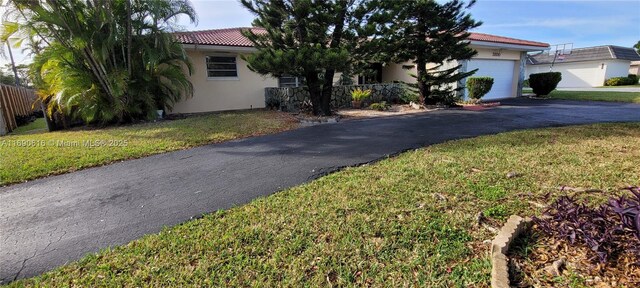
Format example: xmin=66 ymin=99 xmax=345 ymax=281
xmin=2 ymin=0 xmax=640 ymax=66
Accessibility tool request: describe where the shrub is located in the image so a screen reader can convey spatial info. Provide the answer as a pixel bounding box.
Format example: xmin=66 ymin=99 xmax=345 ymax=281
xmin=399 ymin=85 xmax=420 ymax=104
xmin=533 ymin=187 xmax=640 ymax=264
xmin=628 ymin=74 xmax=639 ymax=84
xmin=351 ymin=88 xmax=372 ymax=102
xmin=604 ymin=76 xmax=636 ymax=86
xmin=265 ymin=97 xmax=281 ymax=110
xmin=523 ymin=79 xmax=530 ymax=88
xmin=466 ymin=77 xmax=494 ymax=101
xmin=529 ymin=72 xmax=562 ymax=96
xmin=369 ymin=101 xmax=390 ymax=111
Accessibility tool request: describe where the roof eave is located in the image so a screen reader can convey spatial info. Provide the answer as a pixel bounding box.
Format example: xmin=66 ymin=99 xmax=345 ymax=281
xmin=469 ymin=40 xmax=549 ymax=52
xmin=181 ymin=43 xmax=258 ymax=53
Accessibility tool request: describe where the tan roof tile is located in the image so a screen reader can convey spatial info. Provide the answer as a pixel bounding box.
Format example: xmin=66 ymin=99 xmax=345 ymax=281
xmin=175 ymin=27 xmax=549 ymax=49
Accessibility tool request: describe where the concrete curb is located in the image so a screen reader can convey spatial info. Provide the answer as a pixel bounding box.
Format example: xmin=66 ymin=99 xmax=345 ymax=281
xmin=491 ymin=215 xmax=532 ymax=288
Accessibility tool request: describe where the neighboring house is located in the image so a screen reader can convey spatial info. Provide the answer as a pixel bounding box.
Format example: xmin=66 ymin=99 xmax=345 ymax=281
xmin=630 ymin=61 xmax=640 ymax=75
xmin=171 ymin=27 xmax=548 ymax=114
xmin=526 ymin=45 xmax=640 ymax=88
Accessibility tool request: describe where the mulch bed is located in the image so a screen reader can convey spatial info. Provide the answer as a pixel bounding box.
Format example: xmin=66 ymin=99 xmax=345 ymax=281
xmin=509 ymin=228 xmax=640 ymax=287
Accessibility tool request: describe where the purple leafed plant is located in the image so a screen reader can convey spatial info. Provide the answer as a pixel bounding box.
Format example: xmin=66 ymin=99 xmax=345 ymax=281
xmin=534 ymin=187 xmax=640 ymax=264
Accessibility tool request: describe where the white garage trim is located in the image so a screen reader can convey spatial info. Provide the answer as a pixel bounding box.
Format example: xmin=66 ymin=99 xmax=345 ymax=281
xmin=466 ymin=59 xmax=517 ymax=100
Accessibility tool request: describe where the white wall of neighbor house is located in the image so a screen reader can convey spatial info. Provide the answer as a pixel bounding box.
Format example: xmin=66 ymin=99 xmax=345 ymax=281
xmin=604 ymin=60 xmax=632 ymax=80
xmin=170 ymin=49 xmax=277 ymax=114
xmin=526 ymin=60 xmax=607 ymax=88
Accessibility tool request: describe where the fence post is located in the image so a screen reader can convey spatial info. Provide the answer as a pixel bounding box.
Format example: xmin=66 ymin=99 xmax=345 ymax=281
xmin=0 ymin=102 xmax=6 ymax=136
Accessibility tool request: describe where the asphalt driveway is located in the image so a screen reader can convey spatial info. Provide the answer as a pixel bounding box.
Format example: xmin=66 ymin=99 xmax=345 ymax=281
xmin=2 ymin=98 xmax=640 ymax=283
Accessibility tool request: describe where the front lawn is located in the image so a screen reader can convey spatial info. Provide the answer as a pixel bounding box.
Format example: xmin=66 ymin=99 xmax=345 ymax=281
xmin=597 ymin=84 xmax=640 ymax=88
xmin=0 ymin=111 xmax=297 ymax=186
xmin=523 ymin=88 xmax=640 ymax=103
xmin=10 ymin=118 xmax=48 ymax=135
xmin=9 ymin=123 xmax=640 ymax=287
xmin=548 ymin=90 xmax=640 ymax=103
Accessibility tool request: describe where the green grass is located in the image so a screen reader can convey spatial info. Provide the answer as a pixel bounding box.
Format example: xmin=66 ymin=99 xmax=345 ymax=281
xmin=597 ymin=84 xmax=640 ymax=88
xmin=8 ymin=123 xmax=640 ymax=287
xmin=10 ymin=118 xmax=48 ymax=135
xmin=548 ymin=90 xmax=640 ymax=103
xmin=0 ymin=111 xmax=297 ymax=186
xmin=522 ymin=88 xmax=640 ymax=103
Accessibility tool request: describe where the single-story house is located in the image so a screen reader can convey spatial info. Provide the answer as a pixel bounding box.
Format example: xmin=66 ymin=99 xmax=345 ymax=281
xmin=526 ymin=45 xmax=640 ymax=88
xmin=171 ymin=27 xmax=549 ymax=114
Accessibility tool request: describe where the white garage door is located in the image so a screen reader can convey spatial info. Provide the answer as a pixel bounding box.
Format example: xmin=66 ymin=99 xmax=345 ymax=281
xmin=467 ymin=59 xmax=515 ymax=100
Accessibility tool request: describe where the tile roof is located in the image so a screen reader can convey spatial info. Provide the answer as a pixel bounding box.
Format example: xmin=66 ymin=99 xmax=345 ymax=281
xmin=528 ymin=45 xmax=640 ymax=65
xmin=467 ymin=32 xmax=549 ymax=48
xmin=174 ymin=27 xmax=265 ymax=47
xmin=610 ymin=46 xmax=640 ymax=61
xmin=175 ymin=27 xmax=549 ymax=49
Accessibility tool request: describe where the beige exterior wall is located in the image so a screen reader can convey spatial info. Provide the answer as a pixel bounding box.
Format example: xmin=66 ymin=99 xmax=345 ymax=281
xmin=171 ymin=49 xmax=277 ymax=114
xmin=472 ymin=47 xmax=521 ymax=60
xmin=382 ymin=62 xmax=417 ymax=83
xmin=630 ymin=61 xmax=640 ymax=75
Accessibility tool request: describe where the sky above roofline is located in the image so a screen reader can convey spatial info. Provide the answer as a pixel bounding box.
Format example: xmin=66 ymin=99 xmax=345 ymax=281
xmin=2 ymin=0 xmax=639 ymax=67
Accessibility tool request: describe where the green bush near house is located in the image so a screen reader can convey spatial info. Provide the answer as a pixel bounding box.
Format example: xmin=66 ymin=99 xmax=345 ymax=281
xmin=369 ymin=101 xmax=390 ymax=111
xmin=398 ymin=85 xmax=420 ymax=104
xmin=351 ymin=88 xmax=372 ymax=101
xmin=466 ymin=77 xmax=494 ymax=102
xmin=604 ymin=76 xmax=637 ymax=86
xmin=529 ymin=72 xmax=562 ymax=96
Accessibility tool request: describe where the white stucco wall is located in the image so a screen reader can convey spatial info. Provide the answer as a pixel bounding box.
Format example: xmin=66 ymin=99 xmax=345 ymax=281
xmin=526 ymin=60 xmax=633 ymax=87
xmin=170 ymin=49 xmax=277 ymax=114
xmin=526 ymin=60 xmax=608 ymax=88
xmin=604 ymin=60 xmax=632 ymax=80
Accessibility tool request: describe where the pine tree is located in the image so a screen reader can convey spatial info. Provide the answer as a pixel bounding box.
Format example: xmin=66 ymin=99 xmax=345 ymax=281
xmin=241 ymin=0 xmax=364 ymax=116
xmin=372 ymin=0 xmax=481 ymax=105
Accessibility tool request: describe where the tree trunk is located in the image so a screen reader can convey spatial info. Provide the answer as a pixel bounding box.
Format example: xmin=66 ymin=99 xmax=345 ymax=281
xmin=416 ymin=56 xmax=431 ymax=105
xmin=319 ymin=81 xmax=332 ymax=116
xmin=306 ymin=72 xmax=322 ymax=115
xmin=416 ymin=17 xmax=433 ymax=105
xmin=319 ymin=0 xmax=349 ymax=116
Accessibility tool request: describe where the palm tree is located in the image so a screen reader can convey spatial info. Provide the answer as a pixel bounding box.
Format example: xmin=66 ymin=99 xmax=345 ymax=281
xmin=3 ymin=0 xmax=197 ymax=124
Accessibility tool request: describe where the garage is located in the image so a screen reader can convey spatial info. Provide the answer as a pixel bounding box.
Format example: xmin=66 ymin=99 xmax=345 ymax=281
xmin=466 ymin=59 xmax=516 ymax=100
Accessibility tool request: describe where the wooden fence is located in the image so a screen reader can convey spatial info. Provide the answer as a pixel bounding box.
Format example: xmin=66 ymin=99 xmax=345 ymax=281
xmin=0 ymin=84 xmax=40 ymax=135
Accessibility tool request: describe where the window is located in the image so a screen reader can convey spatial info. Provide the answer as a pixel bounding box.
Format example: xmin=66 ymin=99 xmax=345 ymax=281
xmin=278 ymin=75 xmax=304 ymax=87
xmin=206 ymin=56 xmax=238 ymax=78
